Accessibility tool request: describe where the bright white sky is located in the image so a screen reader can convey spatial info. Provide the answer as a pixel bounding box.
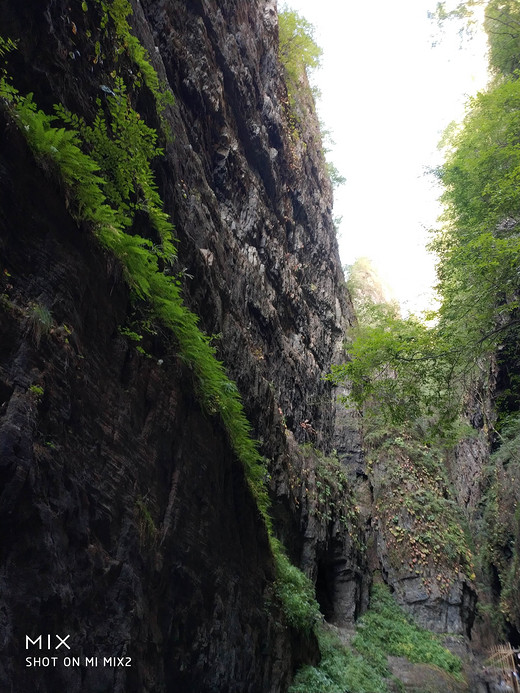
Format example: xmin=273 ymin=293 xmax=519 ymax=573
xmin=284 ymin=0 xmax=489 ymax=314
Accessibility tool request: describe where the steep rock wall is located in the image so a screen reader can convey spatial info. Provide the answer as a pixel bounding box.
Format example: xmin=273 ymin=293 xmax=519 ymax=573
xmin=0 ymin=0 xmax=362 ymax=690
xmin=0 ymin=111 xmax=299 ymax=693
xmin=136 ymin=0 xmax=354 ymax=449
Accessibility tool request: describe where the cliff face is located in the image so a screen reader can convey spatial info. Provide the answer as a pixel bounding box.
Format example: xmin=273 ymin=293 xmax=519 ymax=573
xmin=0 ymin=127 xmax=287 ymax=693
xmin=138 ymin=0 xmax=352 ymax=448
xmin=0 ymin=0 xmax=362 ymax=691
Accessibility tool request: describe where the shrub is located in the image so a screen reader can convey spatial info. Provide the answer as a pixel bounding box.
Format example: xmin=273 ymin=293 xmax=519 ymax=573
xmin=290 ymin=627 xmax=388 ymax=693
xmin=271 ymin=538 xmax=320 ymax=633
xmin=290 ymin=583 xmax=464 ymax=693
xmin=353 ymin=583 xmax=464 ymax=679
xmin=26 ymin=303 xmax=52 ymax=347
xmin=278 ymin=8 xmax=322 ymax=108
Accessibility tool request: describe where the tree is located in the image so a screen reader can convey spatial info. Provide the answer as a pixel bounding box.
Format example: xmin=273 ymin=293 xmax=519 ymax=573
xmin=278 ymin=8 xmax=322 ymax=103
xmin=431 ymin=75 xmax=520 ymax=359
xmin=485 ymin=0 xmax=520 ymax=75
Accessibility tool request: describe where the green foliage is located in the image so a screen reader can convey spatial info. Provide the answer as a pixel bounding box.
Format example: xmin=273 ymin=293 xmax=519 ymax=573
xmin=479 ymin=415 xmax=520 ymax=628
xmin=119 ymin=326 xmax=143 ymax=343
xmin=331 ymin=266 xmax=474 ymax=586
xmin=26 ymin=303 xmax=53 ymax=347
xmin=290 ymin=627 xmax=388 ymax=693
xmin=0 ymin=35 xmax=16 ymax=64
xmin=429 ymin=2 xmax=520 ymax=379
xmin=326 ymin=161 xmax=346 ymax=189
xmin=278 ymin=8 xmax=322 ymax=87
xmin=135 ymin=496 xmax=157 ymax=546
xmin=332 ymin=6 xmax=520 ymax=644
xmin=431 ymin=2 xmax=520 ymax=594
xmin=500 ymin=503 xmax=520 ymax=627
xmin=28 ymin=384 xmax=44 ymax=400
xmin=371 ymin=436 xmax=474 ymax=585
xmin=329 ymin=302 xmax=458 ymax=436
xmin=92 ymin=0 xmax=174 ymax=119
xmin=300 ymin=446 xmax=362 ymax=542
xmin=437 ymin=79 xmax=520 ymax=232
xmin=492 ymin=413 xmax=520 ymax=465
xmin=485 ymin=0 xmax=520 ymax=75
xmin=291 ymin=584 xmax=464 ymax=692
xmin=320 ymin=123 xmax=346 ymax=193
xmin=432 ymin=76 xmax=520 ymax=357
xmin=353 ymin=583 xmax=464 ymax=680
xmin=54 ymin=77 xmax=174 ymax=251
xmin=5 ymin=92 xmax=117 ymax=230
xmin=271 ymin=538 xmax=320 ymax=633
xmin=431 ymin=0 xmax=478 ymax=23
xmin=277 ymin=9 xmax=343 ymax=207
xmin=278 ymin=7 xmax=322 ymax=114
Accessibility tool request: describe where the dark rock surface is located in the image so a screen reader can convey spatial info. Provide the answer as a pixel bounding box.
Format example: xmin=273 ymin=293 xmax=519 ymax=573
xmin=389 ymin=575 xmax=476 ymax=635
xmin=0 ymin=113 xmax=297 ymax=692
xmin=0 ymin=0 xmax=362 ymax=690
